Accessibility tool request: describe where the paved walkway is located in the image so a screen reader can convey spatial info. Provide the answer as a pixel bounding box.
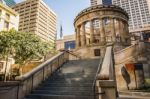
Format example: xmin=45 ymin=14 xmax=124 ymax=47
xmin=118 ymin=91 xmax=150 ymax=99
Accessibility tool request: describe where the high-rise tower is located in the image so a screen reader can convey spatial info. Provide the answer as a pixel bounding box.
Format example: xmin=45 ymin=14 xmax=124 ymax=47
xmin=12 ymin=0 xmax=57 ymax=44
xmin=90 ymin=0 xmax=112 ymax=6
xmin=113 ymin=0 xmax=150 ymax=33
xmin=101 ymin=0 xmax=112 ymax=5
xmin=90 ymin=0 xmax=100 ymax=6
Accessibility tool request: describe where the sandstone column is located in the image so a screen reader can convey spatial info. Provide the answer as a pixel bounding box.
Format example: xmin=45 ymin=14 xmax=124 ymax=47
xmin=110 ymin=18 xmax=116 ymax=42
xmin=90 ymin=20 xmax=94 ymax=44
xmin=118 ymin=19 xmax=122 ymax=43
xmin=75 ymin=28 xmax=78 ymax=48
xmin=125 ymin=22 xmax=130 ymax=44
xmin=81 ymin=22 xmax=86 ymax=46
xmin=76 ymin=25 xmax=81 ymax=48
xmin=120 ymin=20 xmax=126 ymax=43
xmin=100 ymin=18 xmax=106 ymax=43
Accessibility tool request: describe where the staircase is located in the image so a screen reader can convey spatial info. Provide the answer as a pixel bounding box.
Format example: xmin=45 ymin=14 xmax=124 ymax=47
xmin=24 ymin=59 xmax=100 ymax=99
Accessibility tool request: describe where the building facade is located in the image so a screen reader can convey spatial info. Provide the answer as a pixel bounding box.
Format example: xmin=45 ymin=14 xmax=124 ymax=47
xmin=12 ymin=0 xmax=57 ymax=44
xmin=90 ymin=0 xmax=112 ymax=28
xmin=56 ymin=35 xmax=75 ymax=50
xmin=90 ymin=0 xmax=112 ymax=6
xmin=113 ymin=0 xmax=150 ymax=33
xmin=0 ymin=2 xmax=19 ymax=31
xmin=90 ymin=0 xmax=100 ymax=6
xmin=0 ymin=2 xmax=19 ymax=78
xmin=101 ymin=0 xmax=112 ymax=5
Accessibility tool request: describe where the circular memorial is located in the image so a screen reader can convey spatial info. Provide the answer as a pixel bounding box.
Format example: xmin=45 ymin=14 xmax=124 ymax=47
xmin=74 ymin=5 xmax=131 ymax=48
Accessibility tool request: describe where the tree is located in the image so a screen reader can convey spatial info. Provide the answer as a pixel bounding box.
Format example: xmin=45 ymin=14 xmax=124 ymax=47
xmin=0 ymin=29 xmax=52 ymax=79
xmin=0 ymin=29 xmax=16 ymax=81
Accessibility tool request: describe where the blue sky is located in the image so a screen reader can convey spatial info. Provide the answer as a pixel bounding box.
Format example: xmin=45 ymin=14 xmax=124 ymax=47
xmin=15 ymin=0 xmax=90 ymax=38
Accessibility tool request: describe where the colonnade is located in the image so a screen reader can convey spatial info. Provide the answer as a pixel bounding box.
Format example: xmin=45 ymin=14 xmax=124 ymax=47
xmin=75 ymin=17 xmax=129 ymax=48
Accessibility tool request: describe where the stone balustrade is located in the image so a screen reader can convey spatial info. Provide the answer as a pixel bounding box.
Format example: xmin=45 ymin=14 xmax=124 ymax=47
xmin=96 ymin=45 xmax=117 ymax=99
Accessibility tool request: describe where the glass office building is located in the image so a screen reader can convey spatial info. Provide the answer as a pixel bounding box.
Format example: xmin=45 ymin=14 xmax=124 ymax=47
xmin=3 ymin=0 xmax=16 ymax=7
xmin=113 ymin=0 xmax=150 ymax=30
xmin=102 ymin=0 xmax=112 ymax=5
xmin=90 ymin=0 xmax=112 ymax=6
xmin=64 ymin=41 xmax=76 ymax=50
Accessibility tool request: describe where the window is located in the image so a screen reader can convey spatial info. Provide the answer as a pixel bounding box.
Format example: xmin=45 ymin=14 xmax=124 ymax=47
xmin=94 ymin=49 xmax=101 ymax=56
xmin=0 ymin=10 xmax=1 ymax=21
xmin=5 ymin=13 xmax=10 ymax=20
xmin=0 ymin=10 xmax=2 ymax=16
xmin=4 ymin=21 xmax=9 ymax=30
xmin=0 ymin=62 xmax=3 ymax=71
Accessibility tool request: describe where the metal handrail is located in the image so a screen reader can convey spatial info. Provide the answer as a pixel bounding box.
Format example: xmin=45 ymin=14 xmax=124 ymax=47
xmin=92 ymin=57 xmax=103 ymax=99
xmin=65 ymin=50 xmax=81 ymax=59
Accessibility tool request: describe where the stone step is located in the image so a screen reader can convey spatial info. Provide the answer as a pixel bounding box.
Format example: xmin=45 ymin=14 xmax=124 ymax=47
xmin=36 ymin=86 xmax=93 ymax=91
xmin=40 ymin=83 xmax=93 ymax=87
xmin=31 ymin=90 xmax=94 ymax=95
xmin=52 ymin=73 xmax=97 ymax=76
xmin=44 ymin=79 xmax=94 ymax=83
xmin=66 ymin=59 xmax=100 ymax=64
xmin=26 ymin=94 xmax=94 ymax=99
xmin=23 ymin=59 xmax=100 ymax=99
xmin=47 ymin=75 xmax=95 ymax=80
xmin=42 ymin=82 xmax=93 ymax=86
xmin=48 ymin=77 xmax=95 ymax=81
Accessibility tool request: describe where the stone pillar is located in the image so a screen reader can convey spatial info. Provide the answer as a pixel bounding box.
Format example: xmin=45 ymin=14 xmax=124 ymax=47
xmin=118 ymin=19 xmax=123 ymax=43
xmin=100 ymin=19 xmax=106 ymax=43
xmin=97 ymin=80 xmax=117 ymax=99
xmin=81 ymin=22 xmax=86 ymax=46
xmin=124 ymin=22 xmax=131 ymax=45
xmin=110 ymin=18 xmax=116 ymax=42
xmin=90 ymin=20 xmax=94 ymax=44
xmin=75 ymin=28 xmax=78 ymax=48
xmin=76 ymin=25 xmax=81 ymax=48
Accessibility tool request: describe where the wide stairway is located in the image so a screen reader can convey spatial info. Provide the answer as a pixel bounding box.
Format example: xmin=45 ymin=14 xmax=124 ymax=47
xmin=24 ymin=59 xmax=100 ymax=99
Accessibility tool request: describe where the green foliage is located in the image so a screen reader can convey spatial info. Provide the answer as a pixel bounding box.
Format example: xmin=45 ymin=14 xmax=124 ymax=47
xmin=0 ymin=29 xmax=52 ymax=65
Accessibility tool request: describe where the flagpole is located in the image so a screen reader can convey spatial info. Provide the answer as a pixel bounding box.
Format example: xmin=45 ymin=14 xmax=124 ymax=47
xmin=60 ymin=23 xmax=63 ymax=39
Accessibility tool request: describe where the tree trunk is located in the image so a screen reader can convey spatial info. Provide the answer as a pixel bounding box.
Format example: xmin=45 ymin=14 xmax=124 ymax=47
xmin=4 ymin=56 xmax=9 ymax=81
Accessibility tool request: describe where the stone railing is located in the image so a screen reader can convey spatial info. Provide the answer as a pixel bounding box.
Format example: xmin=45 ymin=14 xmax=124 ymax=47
xmin=114 ymin=41 xmax=146 ymax=65
xmin=144 ymin=42 xmax=150 ymax=52
xmin=114 ymin=44 xmax=138 ymax=64
xmin=66 ymin=50 xmax=81 ymax=60
xmin=0 ymin=51 xmax=80 ymax=99
xmin=96 ymin=45 xmax=117 ymax=99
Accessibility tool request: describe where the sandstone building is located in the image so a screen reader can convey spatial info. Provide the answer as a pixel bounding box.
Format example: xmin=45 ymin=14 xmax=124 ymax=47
xmin=0 ymin=2 xmax=19 ymax=31
xmin=56 ymin=35 xmax=75 ymax=50
xmin=74 ymin=5 xmax=130 ymax=58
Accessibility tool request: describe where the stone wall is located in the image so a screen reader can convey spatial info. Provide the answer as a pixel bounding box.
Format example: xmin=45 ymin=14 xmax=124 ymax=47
xmin=114 ymin=44 xmax=138 ymax=90
xmin=74 ymin=45 xmax=106 ymax=59
xmin=114 ymin=43 xmax=147 ymax=90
